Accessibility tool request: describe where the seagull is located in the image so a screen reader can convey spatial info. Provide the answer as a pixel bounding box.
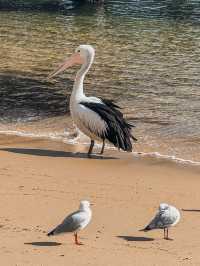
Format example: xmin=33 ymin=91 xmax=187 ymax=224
xmin=47 ymin=200 xmax=92 ymax=245
xmin=140 ymin=203 xmax=181 ymax=240
xmin=48 ymin=44 xmax=137 ymax=157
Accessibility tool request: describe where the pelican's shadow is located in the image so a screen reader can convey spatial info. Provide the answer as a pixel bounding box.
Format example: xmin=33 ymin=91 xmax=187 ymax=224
xmin=0 ymin=148 xmax=117 ymax=160
xmin=117 ymin=235 xmax=154 ymax=242
xmin=24 ymin=241 xmax=62 ymax=246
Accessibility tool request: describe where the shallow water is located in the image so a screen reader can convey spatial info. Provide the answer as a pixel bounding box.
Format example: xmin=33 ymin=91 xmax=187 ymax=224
xmin=0 ymin=1 xmax=200 ymax=162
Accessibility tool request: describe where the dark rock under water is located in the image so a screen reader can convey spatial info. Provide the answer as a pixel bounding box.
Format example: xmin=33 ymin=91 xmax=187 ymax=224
xmin=0 ymin=72 xmax=72 ymax=122
xmin=0 ymin=0 xmax=79 ymax=10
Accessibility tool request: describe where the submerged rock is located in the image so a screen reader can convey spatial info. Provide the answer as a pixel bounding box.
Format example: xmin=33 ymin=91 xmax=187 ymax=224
xmin=0 ymin=0 xmax=78 ymax=10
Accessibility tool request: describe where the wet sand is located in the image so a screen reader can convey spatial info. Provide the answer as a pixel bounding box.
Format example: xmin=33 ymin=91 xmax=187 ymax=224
xmin=0 ymin=134 xmax=200 ymax=265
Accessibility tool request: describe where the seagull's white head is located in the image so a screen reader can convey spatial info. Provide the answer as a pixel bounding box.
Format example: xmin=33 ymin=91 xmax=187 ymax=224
xmin=48 ymin=44 xmax=95 ymax=79
xmin=79 ymin=200 xmax=91 ymax=211
xmin=159 ymin=203 xmax=169 ymax=212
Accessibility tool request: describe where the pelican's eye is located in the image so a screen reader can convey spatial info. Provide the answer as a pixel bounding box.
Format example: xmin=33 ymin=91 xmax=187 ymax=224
xmin=77 ymin=49 xmax=81 ymax=53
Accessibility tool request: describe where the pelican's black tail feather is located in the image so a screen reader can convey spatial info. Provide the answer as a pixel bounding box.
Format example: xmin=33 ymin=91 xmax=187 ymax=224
xmin=80 ymin=99 xmax=137 ymax=152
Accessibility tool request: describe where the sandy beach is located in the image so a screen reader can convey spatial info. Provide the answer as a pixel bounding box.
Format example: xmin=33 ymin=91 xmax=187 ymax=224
xmin=0 ymin=134 xmax=199 ymax=266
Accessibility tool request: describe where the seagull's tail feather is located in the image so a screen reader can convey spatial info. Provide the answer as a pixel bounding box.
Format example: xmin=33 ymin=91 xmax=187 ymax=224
xmin=47 ymin=229 xmax=56 ymax=236
xmin=139 ymin=225 xmax=151 ymax=232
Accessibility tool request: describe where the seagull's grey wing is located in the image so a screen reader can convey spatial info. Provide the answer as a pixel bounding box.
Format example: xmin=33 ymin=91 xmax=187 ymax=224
xmin=146 ymin=210 xmax=176 ymax=230
xmin=53 ymin=211 xmax=87 ymax=234
xmin=143 ymin=212 xmax=162 ymax=230
xmin=159 ymin=210 xmax=177 ymax=227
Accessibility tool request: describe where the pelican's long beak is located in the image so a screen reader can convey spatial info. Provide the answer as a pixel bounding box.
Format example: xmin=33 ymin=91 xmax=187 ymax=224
xmin=48 ymin=53 xmax=83 ymax=79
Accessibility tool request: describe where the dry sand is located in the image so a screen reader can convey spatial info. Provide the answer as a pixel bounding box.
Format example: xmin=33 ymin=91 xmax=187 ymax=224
xmin=0 ymin=134 xmax=200 ymax=266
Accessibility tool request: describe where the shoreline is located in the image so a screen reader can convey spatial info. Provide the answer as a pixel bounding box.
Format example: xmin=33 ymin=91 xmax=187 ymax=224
xmin=0 ymin=132 xmax=200 ymax=167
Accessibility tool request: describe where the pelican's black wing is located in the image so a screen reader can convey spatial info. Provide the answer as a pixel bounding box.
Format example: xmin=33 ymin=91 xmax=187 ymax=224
xmin=80 ymin=98 xmax=137 ymax=152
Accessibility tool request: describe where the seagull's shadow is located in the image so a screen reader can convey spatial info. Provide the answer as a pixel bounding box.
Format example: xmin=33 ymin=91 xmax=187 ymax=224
xmin=0 ymin=148 xmax=117 ymax=160
xmin=117 ymin=235 xmax=154 ymax=242
xmin=24 ymin=241 xmax=62 ymax=247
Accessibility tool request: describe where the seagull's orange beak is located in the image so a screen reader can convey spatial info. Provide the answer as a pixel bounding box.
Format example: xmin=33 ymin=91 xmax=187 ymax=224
xmin=48 ymin=52 xmax=84 ymax=79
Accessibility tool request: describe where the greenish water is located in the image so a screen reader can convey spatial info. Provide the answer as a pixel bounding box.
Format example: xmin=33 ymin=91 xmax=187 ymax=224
xmin=0 ymin=1 xmax=200 ymax=162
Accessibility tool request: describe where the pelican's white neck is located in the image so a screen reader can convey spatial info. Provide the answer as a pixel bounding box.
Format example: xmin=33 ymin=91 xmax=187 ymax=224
xmin=71 ymin=53 xmax=94 ymax=102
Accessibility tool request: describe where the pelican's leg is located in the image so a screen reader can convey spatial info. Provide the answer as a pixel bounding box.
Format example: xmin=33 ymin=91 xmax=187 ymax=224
xmin=74 ymin=232 xmax=83 ymax=245
xmin=88 ymin=140 xmax=94 ymax=157
xmin=164 ymin=228 xmax=166 ymax=239
xmin=100 ymin=139 xmax=105 ymax=154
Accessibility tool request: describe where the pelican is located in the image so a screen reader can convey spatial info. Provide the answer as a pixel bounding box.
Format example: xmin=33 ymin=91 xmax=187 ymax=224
xmin=49 ymin=45 xmax=137 ymax=157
